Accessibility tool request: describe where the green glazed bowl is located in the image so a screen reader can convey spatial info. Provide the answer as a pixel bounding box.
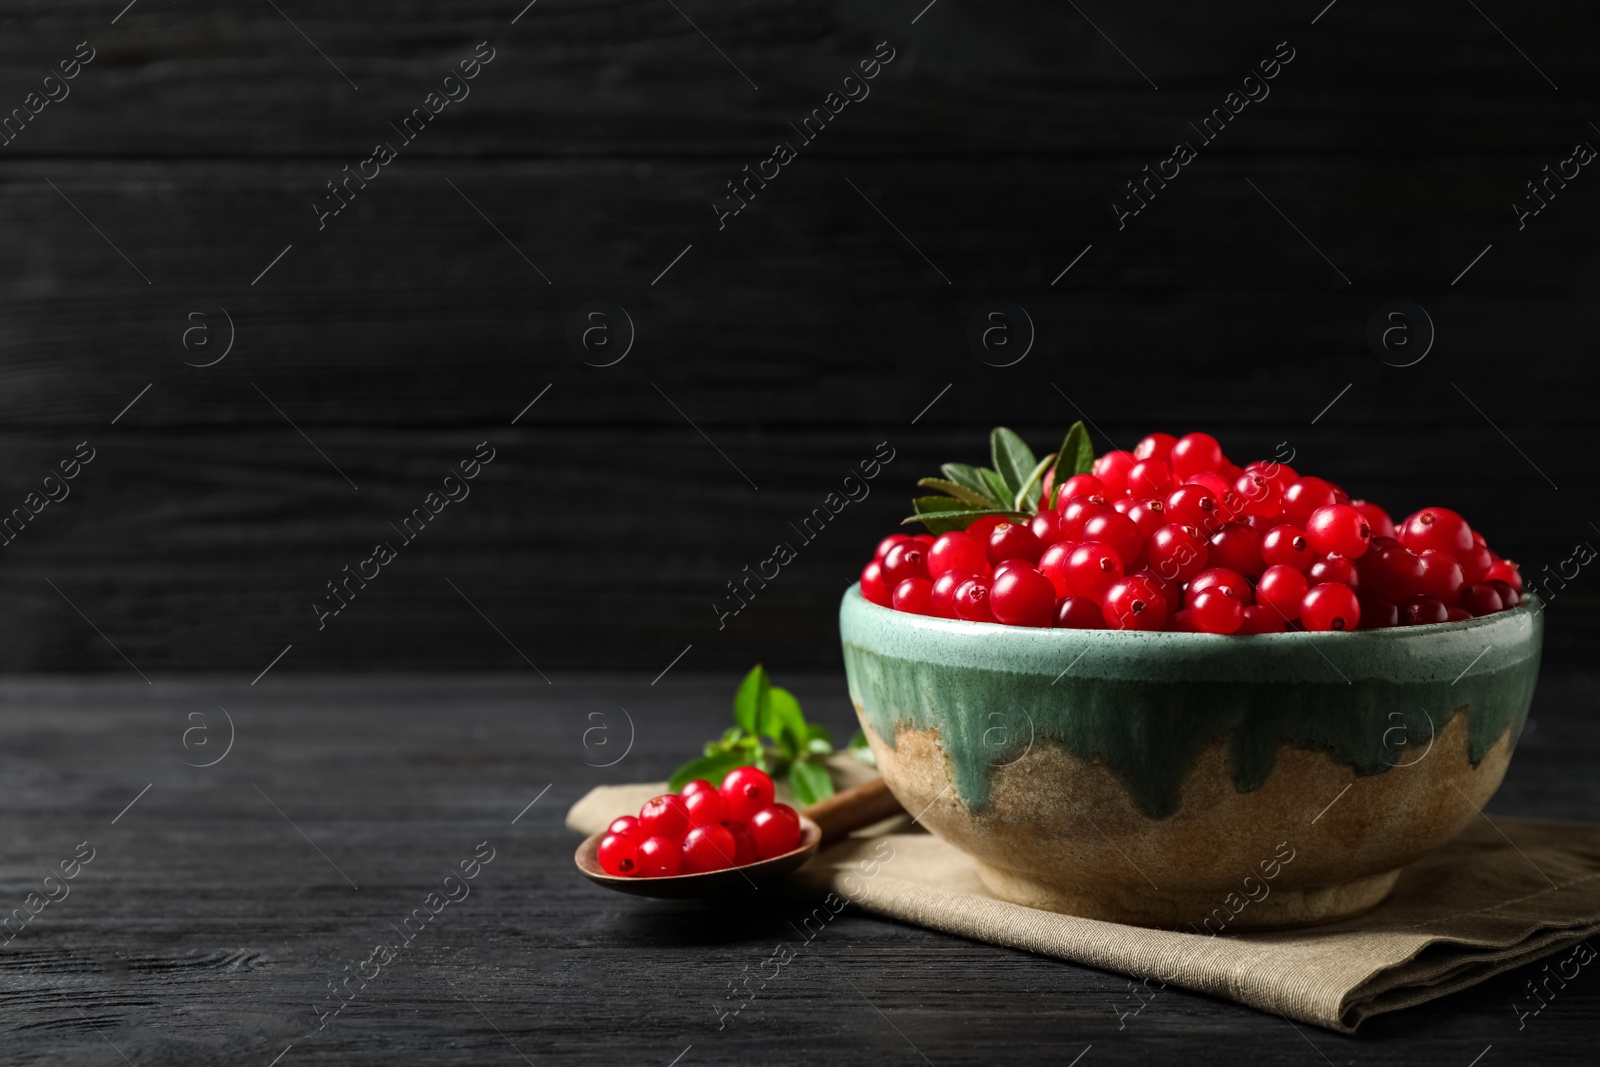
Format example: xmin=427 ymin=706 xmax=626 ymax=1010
xmin=840 ymin=585 xmax=1543 ymax=929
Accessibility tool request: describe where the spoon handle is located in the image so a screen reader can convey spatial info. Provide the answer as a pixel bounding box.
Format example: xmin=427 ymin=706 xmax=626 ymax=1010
xmin=800 ymin=777 xmax=905 ymax=846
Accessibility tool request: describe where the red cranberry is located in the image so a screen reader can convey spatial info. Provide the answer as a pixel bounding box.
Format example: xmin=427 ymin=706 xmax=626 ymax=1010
xmin=1306 ymin=504 xmax=1372 ymax=559
xmin=1130 ymin=568 xmax=1182 ymax=617
xmin=682 ymin=824 xmax=738 ymax=873
xmin=953 ymin=577 xmax=997 ymax=622
xmin=881 ymin=541 xmax=930 ymax=586
xmin=1307 ymin=554 xmax=1358 ymax=589
xmin=1190 ymin=589 xmax=1245 ymax=634
xmin=1092 ymin=450 xmax=1136 ymax=496
xmin=1415 ymin=549 xmax=1464 ymax=602
xmin=1111 ymin=495 xmax=1137 ymax=515
xmin=1055 ymin=596 xmax=1105 ymax=629
xmin=1361 ymin=538 xmax=1425 ymax=602
xmin=598 ymin=833 xmax=640 ymax=876
xmin=1486 ymin=559 xmax=1523 ymax=592
xmin=1235 ymin=469 xmax=1283 ymax=519
xmin=729 ymin=826 xmax=758 ymax=865
xmin=676 ymin=782 xmax=714 ymax=802
xmin=1238 ymin=605 xmax=1287 ymax=634
xmin=720 ymin=766 xmax=776 ymax=823
xmin=1134 ymin=432 xmax=1177 ymax=463
xmin=1355 ymin=591 xmax=1400 ymax=629
xmin=875 ymin=533 xmax=912 ymax=561
xmin=966 ymin=514 xmax=1008 ymax=542
xmin=987 ymin=522 xmax=1043 ymax=566
xmin=1257 ymin=564 xmax=1309 ymax=622
xmin=1488 ymin=579 xmax=1521 ymax=607
xmin=892 ymin=577 xmax=934 ymax=615
xmin=1081 ymin=511 xmax=1143 ymax=564
xmin=1209 ymin=523 xmax=1264 ymax=578
xmin=1056 ymin=473 xmax=1107 ymax=505
xmin=1351 ymin=500 xmax=1396 ymax=540
xmin=1458 ymin=540 xmax=1493 ymax=584
xmin=930 ymin=571 xmax=969 ymax=618
xmin=1030 ymin=510 xmax=1069 ymax=547
xmin=1127 ymin=459 xmax=1174 ymax=498
xmin=1399 ymin=507 xmax=1474 ymax=559
xmin=993 ymin=559 xmax=1034 ymax=580
xmin=991 ymin=566 xmax=1056 ymax=627
xmin=1247 ymin=459 xmax=1297 ymax=497
xmin=683 ymin=788 xmax=730 ymax=827
xmin=1126 ymin=498 xmax=1168 ymax=539
xmin=1165 ymin=484 xmax=1219 ymax=532
xmin=861 ymin=561 xmax=892 ymax=606
xmin=1059 ymin=496 xmax=1112 ymax=538
xmin=639 ymin=794 xmax=691 ymax=840
xmin=1459 ymin=583 xmax=1504 ymax=617
xmin=1301 ymin=583 xmax=1360 ymax=631
xmin=745 ymin=806 xmax=800 ymax=863
xmin=1283 ymin=477 xmax=1338 ymax=527
xmin=1400 ymin=595 xmax=1449 ymax=626
xmin=1169 ymin=608 xmax=1199 ymax=632
xmin=1170 ymin=432 xmax=1224 ymax=480
xmin=749 ymin=804 xmax=802 ymax=859
xmin=1147 ymin=524 xmax=1209 ymax=583
xmin=1103 ymin=575 xmax=1169 ymax=631
xmin=1065 ymin=541 xmax=1125 ymax=599
xmin=1445 ymin=605 xmax=1472 ymax=622
xmin=1187 ymin=567 xmax=1253 ymax=607
xmin=1261 ymin=524 xmax=1314 ymax=572
xmin=1038 ymin=541 xmax=1075 ymax=597
xmin=608 ymin=815 xmax=645 ymax=841
xmin=635 ymin=836 xmax=683 ymax=877
xmin=929 ymin=531 xmax=989 ymax=578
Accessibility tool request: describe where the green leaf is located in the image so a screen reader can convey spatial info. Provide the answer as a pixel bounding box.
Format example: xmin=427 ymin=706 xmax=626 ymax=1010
xmin=720 ymin=726 xmax=745 ymax=744
xmin=766 ymin=686 xmax=808 ymax=754
xmin=980 ymin=467 xmax=1015 ymax=507
xmin=904 ymin=496 xmax=1013 ymax=534
xmin=1013 ymin=453 xmax=1057 ymax=513
xmin=848 ymin=730 xmax=877 ymax=767
xmin=789 ymin=759 xmax=834 ymax=806
xmin=940 ymin=463 xmax=995 ymax=499
xmin=990 ymin=427 xmax=1037 ymax=494
xmin=668 ymin=750 xmax=746 ymax=792
xmin=917 ymin=477 xmax=1002 ymax=509
xmin=805 ymin=722 xmax=833 ymax=748
xmin=733 ymin=665 xmax=770 ymax=736
xmin=1049 ymin=421 xmax=1095 ymax=505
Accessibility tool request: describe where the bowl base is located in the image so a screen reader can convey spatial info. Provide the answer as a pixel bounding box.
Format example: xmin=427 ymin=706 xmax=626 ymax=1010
xmin=973 ymin=861 xmax=1400 ymax=931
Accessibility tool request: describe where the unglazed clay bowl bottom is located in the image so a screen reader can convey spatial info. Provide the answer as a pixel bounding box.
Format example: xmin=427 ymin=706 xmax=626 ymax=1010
xmin=839 ymin=586 xmax=1543 ymax=930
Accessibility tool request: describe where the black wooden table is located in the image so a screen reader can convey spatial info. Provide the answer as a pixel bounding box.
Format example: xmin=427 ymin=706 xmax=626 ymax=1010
xmin=2 ymin=671 xmax=1595 ymax=1065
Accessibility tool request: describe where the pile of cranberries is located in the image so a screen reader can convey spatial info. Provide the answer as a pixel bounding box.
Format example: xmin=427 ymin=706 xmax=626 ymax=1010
xmin=860 ymin=432 xmax=1524 ymax=634
xmin=598 ymin=766 xmax=805 ymax=877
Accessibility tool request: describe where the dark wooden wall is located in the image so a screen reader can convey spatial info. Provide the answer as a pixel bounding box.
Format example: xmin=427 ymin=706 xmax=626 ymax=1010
xmin=1 ymin=0 xmax=1595 ymax=676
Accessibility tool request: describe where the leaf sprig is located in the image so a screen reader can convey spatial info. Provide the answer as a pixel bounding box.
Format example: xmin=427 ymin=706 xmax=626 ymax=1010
xmin=906 ymin=421 xmax=1095 ymax=533
xmin=668 ymin=665 xmax=837 ymax=805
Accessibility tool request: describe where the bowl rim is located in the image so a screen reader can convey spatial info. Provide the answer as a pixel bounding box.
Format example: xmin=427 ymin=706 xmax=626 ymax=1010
xmin=841 ymin=583 xmax=1542 ymax=683
xmin=844 ymin=582 xmax=1540 ymax=642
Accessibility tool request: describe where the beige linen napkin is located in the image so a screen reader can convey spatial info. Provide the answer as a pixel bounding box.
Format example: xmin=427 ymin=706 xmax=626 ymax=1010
xmin=568 ymin=772 xmax=1600 ymax=1033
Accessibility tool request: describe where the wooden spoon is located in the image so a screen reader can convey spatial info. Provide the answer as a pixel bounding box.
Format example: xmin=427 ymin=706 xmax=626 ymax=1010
xmin=574 ymin=777 xmax=904 ymax=899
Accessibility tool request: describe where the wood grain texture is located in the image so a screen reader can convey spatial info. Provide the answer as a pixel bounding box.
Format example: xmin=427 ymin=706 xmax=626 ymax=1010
xmin=0 ymin=672 xmax=1596 ymax=1065
xmin=0 ymin=0 xmax=1597 ymax=674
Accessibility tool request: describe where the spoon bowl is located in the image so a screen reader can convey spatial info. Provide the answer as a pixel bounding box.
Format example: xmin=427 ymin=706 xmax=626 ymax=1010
xmin=573 ymin=778 xmax=903 ymax=900
xmin=574 ymin=816 xmax=823 ymax=898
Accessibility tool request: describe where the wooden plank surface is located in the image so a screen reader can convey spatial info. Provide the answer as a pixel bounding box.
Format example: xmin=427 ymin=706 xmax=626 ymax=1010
xmin=0 ymin=1 xmax=1597 ymax=672
xmin=0 ymin=672 xmax=1595 ymax=1065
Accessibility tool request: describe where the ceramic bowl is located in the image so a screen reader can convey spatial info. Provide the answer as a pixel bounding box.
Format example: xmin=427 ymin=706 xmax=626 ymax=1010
xmin=839 ymin=585 xmax=1542 ymax=929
